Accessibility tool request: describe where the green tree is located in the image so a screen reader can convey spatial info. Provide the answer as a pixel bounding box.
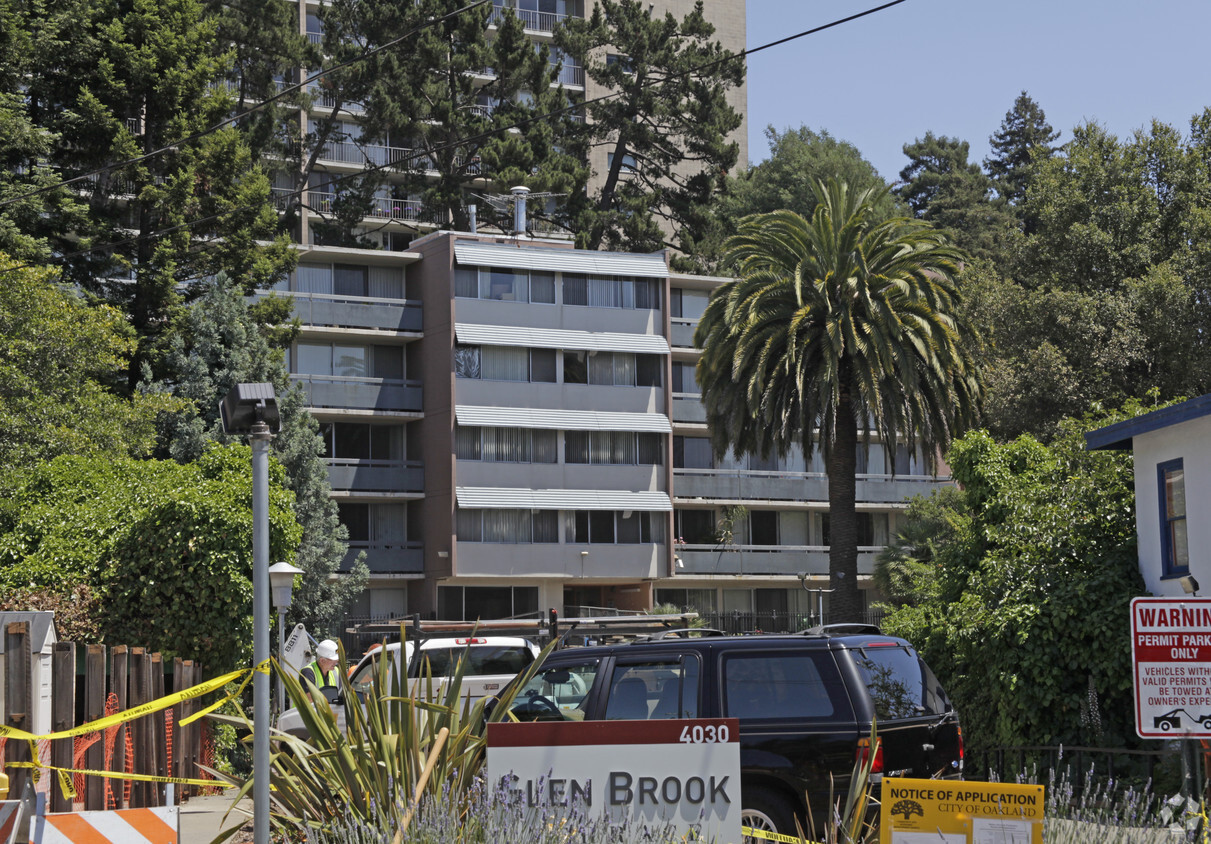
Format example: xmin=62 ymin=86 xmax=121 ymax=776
xmin=896 ymin=132 xmax=1016 ymax=262
xmin=144 ymin=279 xmax=367 ymax=635
xmin=17 ymin=0 xmax=294 ymax=384
xmin=557 ymin=0 xmax=744 ymax=253
xmin=0 ymin=255 xmax=170 ymax=472
xmin=984 ymin=90 xmax=1059 ymax=209
xmin=880 ymin=409 xmax=1149 ymax=755
xmin=729 ymin=126 xmax=896 ymax=222
xmin=695 ymin=180 xmax=983 ymax=621
xmin=0 ymin=445 xmax=303 ymax=672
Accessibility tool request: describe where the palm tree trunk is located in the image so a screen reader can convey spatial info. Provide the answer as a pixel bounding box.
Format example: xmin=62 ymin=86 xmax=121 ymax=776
xmin=826 ymin=394 xmax=861 ymax=623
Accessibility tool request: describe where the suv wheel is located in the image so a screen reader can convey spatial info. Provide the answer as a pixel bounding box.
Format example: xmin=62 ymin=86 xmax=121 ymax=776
xmin=741 ymin=787 xmax=796 ymax=841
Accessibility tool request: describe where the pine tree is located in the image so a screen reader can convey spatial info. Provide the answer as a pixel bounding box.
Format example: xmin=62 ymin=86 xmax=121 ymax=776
xmin=985 ymin=91 xmax=1060 ymax=208
xmin=18 ymin=0 xmax=294 ymax=386
xmin=556 ymin=0 xmax=744 ymax=253
xmin=898 ymin=132 xmax=1016 ymax=262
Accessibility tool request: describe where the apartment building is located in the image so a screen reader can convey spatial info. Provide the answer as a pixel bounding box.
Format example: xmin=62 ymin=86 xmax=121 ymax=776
xmin=271 ymin=0 xmax=949 ymax=625
xmin=276 ymin=224 xmax=953 ymax=625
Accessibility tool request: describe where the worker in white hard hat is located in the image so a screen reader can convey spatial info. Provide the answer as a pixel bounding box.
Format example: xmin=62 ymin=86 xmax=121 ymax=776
xmin=301 ymin=639 xmax=340 ymax=690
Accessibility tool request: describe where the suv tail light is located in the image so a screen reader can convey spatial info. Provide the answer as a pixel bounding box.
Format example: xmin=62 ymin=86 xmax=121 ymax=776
xmin=958 ymin=724 xmax=965 ymax=770
xmin=856 ymin=737 xmax=883 ymax=773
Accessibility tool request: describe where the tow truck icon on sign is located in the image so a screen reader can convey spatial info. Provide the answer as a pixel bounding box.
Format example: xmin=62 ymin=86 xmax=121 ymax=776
xmin=1153 ymin=709 xmax=1211 ymax=731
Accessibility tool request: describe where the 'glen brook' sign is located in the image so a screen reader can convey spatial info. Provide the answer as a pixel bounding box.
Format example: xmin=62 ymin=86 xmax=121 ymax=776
xmin=487 ymin=719 xmax=741 ymax=843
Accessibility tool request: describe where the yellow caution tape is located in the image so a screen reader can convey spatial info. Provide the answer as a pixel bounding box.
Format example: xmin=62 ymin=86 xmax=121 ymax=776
xmin=7 ymin=761 xmax=221 ymax=797
xmin=740 ymin=826 xmax=820 ymax=844
xmin=0 ymin=660 xmax=269 ymax=742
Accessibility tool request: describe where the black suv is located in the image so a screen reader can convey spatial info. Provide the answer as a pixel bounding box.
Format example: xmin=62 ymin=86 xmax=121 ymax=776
xmin=503 ymin=627 xmax=962 ymax=838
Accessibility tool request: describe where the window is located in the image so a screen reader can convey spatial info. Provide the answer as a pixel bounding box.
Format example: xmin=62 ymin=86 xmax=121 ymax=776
xmin=673 ymin=436 xmax=713 ymax=469
xmin=654 ymin=588 xmax=718 ymax=613
xmin=455 ymin=425 xmax=558 ymax=463
xmin=454 ymin=265 xmax=555 ymax=303
xmin=563 ymin=274 xmax=660 ymax=310
xmin=320 ymin=422 xmax=405 ymax=461
xmin=604 ymin=658 xmax=699 ymax=721
xmin=565 ymin=431 xmax=663 ymax=466
xmin=569 ymin=511 xmax=664 ymax=544
xmin=438 ymin=585 xmax=540 ymax=622
xmin=1159 ymin=458 xmax=1189 ymax=576
xmin=456 ymin=345 xmax=556 ymax=382
xmin=674 ymin=509 xmax=714 ymax=545
xmin=750 ymin=511 xmax=779 ymax=546
xmin=852 ymin=644 xmax=951 ymax=719
xmin=296 ymin=343 xmax=403 ymax=379
xmin=338 ymin=503 xmax=407 ymax=547
xmin=722 ymin=652 xmax=848 ymax=722
xmin=607 ymin=152 xmax=637 ymax=173
xmin=820 ymin=512 xmax=889 ymax=547
xmin=455 ymin=508 xmax=559 ymax=543
xmin=670 ymin=288 xmax=709 ymax=320
xmin=509 ymin=659 xmax=601 ymax=719
xmin=671 ymin=362 xmax=699 ymax=394
xmin=563 ymin=350 xmax=587 ymax=384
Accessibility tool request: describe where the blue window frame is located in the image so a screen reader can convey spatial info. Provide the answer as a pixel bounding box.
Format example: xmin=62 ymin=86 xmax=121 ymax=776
xmin=1158 ymin=458 xmax=1189 ymax=576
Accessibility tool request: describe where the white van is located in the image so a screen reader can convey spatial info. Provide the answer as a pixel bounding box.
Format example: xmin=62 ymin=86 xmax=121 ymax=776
xmin=277 ymin=635 xmax=539 ymax=740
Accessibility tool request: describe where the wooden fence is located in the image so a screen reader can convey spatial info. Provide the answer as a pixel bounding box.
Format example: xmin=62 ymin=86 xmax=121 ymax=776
xmin=1 ymin=621 xmax=216 ymax=813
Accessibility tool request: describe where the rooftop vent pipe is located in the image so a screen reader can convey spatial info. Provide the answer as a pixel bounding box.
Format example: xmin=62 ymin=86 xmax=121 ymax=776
xmin=511 ymin=186 xmax=530 ymax=236
xmin=467 ymin=203 xmax=477 ymax=234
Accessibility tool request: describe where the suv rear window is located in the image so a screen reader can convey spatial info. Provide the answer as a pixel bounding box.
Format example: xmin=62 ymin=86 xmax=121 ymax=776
xmin=413 ymin=645 xmax=534 ymax=677
xmin=604 ymin=657 xmax=700 ymax=721
xmin=851 ymin=643 xmax=951 ymax=719
xmin=722 ymin=651 xmax=848 ymax=721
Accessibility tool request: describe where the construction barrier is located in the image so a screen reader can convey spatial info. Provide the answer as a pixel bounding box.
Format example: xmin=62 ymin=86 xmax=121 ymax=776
xmin=0 ymin=783 xmax=36 ymax=844
xmin=36 ymin=805 xmax=178 ymax=844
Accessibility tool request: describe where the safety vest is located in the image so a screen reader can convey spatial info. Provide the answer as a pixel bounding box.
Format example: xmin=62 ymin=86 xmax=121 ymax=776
xmin=305 ymin=661 xmax=339 ymax=689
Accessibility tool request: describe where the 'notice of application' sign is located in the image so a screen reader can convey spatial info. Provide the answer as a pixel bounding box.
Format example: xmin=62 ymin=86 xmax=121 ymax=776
xmin=1132 ymin=597 xmax=1211 ymax=739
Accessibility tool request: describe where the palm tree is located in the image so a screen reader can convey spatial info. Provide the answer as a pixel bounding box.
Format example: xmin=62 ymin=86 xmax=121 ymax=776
xmin=694 ymin=179 xmax=983 ymax=622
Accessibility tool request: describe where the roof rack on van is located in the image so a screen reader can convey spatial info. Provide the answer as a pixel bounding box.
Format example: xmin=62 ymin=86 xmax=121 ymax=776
xmin=347 ymin=610 xmax=703 ymax=650
xmin=798 ymin=623 xmax=883 ymax=637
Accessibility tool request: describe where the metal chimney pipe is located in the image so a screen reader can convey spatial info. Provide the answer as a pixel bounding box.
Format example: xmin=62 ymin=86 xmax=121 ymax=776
xmin=511 ymin=186 xmax=530 ymax=235
xmin=468 ymin=203 xmax=477 ymax=234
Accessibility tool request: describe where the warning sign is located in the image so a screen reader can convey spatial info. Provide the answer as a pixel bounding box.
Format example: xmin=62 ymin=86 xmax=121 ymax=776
xmin=879 ymin=778 xmax=1043 ymax=844
xmin=1131 ymin=597 xmax=1211 ymax=738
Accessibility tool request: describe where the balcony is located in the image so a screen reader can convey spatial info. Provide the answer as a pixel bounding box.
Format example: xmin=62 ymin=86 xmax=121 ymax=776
xmin=673 ymin=468 xmax=951 ymax=504
xmin=294 ymin=374 xmax=423 ymax=414
xmin=327 ymin=459 xmax=424 ymax=495
xmin=314 ymin=141 xmax=482 ymax=176
xmin=342 ymin=542 xmax=424 ymax=575
xmin=675 ymin=546 xmax=881 ymax=578
xmin=291 ymin=292 xmax=422 ymax=333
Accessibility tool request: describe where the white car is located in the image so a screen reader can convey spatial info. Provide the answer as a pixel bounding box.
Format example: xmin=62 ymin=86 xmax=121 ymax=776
xmin=277 ymin=635 xmax=540 ymax=740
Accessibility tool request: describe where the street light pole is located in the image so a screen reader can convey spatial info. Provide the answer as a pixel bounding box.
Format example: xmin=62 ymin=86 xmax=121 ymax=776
xmin=250 ymin=420 xmax=272 ymax=844
xmin=219 ymin=383 xmax=280 ymax=844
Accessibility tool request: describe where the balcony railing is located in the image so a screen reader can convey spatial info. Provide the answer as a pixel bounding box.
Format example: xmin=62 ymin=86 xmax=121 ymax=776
xmin=306 ymin=84 xmax=367 ymax=115
xmin=673 ymin=466 xmax=950 ymax=504
xmin=291 ymin=292 xmax=422 ymax=332
xmin=488 ymin=5 xmax=569 ymax=34
xmin=675 ymin=546 xmax=882 ymax=577
xmin=327 ymin=459 xmax=424 ymax=494
xmin=342 ymin=541 xmax=424 ymax=574
xmin=293 ymin=373 xmax=423 ymax=414
xmin=306 ymin=191 xmax=440 ymax=225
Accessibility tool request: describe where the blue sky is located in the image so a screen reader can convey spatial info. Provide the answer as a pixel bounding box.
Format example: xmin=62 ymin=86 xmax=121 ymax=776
xmin=745 ymin=0 xmax=1210 ymax=182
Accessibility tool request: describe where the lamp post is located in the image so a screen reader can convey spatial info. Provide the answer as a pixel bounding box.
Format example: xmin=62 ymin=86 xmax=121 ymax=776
xmin=269 ymin=562 xmax=303 ymax=713
xmin=219 ymin=383 xmax=280 ymax=844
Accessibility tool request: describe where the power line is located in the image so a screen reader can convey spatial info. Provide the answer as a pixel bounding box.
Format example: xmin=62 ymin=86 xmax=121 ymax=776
xmin=2 ymin=0 xmax=909 ymax=276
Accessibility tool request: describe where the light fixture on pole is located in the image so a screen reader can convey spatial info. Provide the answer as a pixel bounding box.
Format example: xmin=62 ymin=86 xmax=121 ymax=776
xmin=219 ymin=383 xmax=280 ymax=844
xmin=269 ymin=561 xmax=303 ymax=713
